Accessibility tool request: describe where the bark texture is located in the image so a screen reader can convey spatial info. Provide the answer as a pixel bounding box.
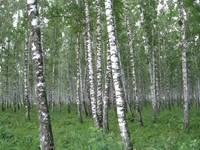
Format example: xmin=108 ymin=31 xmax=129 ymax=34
xmin=179 ymin=0 xmax=189 ymax=132
xmin=103 ymin=39 xmax=111 ymax=132
xmin=96 ymin=0 xmax=103 ymax=127
xmin=124 ymin=0 xmax=143 ymax=126
xmin=26 ymin=0 xmax=55 ymax=149
xmin=84 ymin=0 xmax=99 ymax=127
xmin=105 ymin=0 xmax=133 ymax=149
xmin=76 ymin=36 xmax=83 ymax=123
xmin=24 ymin=16 xmax=30 ymax=120
xmin=0 ymin=45 xmax=4 ymax=111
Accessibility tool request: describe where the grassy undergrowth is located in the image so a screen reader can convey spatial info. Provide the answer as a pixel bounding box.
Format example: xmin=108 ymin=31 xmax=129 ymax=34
xmin=0 ymin=104 xmax=200 ymax=150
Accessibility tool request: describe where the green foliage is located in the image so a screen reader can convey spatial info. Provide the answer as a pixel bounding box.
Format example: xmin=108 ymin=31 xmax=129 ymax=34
xmin=88 ymin=127 xmax=122 ymax=150
xmin=0 ymin=104 xmax=200 ymax=149
xmin=129 ymin=104 xmax=200 ymax=150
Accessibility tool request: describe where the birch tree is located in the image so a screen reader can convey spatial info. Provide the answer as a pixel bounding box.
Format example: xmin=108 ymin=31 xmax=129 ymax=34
xmin=124 ymin=0 xmax=143 ymax=126
xmin=103 ymin=38 xmax=111 ymax=132
xmin=179 ymin=0 xmax=189 ymax=132
xmin=96 ymin=0 xmax=103 ymax=127
xmin=0 ymin=44 xmax=4 ymax=111
xmin=76 ymin=35 xmax=83 ymax=123
xmin=26 ymin=0 xmax=55 ymax=149
xmin=84 ymin=0 xmax=99 ymax=127
xmin=24 ymin=14 xmax=30 ymax=120
xmin=105 ymin=0 xmax=133 ymax=149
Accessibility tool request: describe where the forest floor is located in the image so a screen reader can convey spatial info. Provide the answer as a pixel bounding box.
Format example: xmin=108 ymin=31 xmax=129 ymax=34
xmin=0 ymin=103 xmax=200 ymax=150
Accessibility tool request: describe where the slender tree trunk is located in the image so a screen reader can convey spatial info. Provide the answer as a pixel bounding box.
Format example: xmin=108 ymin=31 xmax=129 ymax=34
xmin=154 ymin=45 xmax=160 ymax=113
xmin=0 ymin=45 xmax=4 ymax=111
xmin=67 ymin=78 xmax=71 ymax=114
xmin=16 ymin=47 xmax=21 ymax=110
xmin=124 ymin=0 xmax=143 ymax=126
xmin=142 ymin=0 xmax=158 ymax=119
xmin=79 ymin=41 xmax=88 ymax=117
xmin=76 ymin=36 xmax=83 ymax=123
xmin=111 ymin=77 xmax=117 ymax=117
xmin=149 ymin=48 xmax=156 ymax=119
xmin=66 ymin=48 xmax=71 ymax=113
xmin=105 ymin=0 xmax=133 ymax=149
xmin=51 ymin=63 xmax=55 ymax=112
xmin=24 ymin=16 xmax=30 ymax=120
xmin=166 ymin=61 xmax=171 ymax=111
xmin=103 ymin=38 xmax=111 ymax=133
xmin=179 ymin=0 xmax=189 ymax=132
xmin=6 ymin=41 xmax=10 ymax=109
xmin=197 ymin=78 xmax=200 ymax=108
xmin=84 ymin=0 xmax=99 ymax=127
xmin=40 ymin=5 xmax=45 ymax=77
xmin=26 ymin=0 xmax=55 ymax=149
xmin=58 ymin=49 xmax=62 ymax=112
xmin=96 ymin=0 xmax=103 ymax=127
xmin=84 ymin=28 xmax=92 ymax=116
xmin=13 ymin=36 xmax=19 ymax=113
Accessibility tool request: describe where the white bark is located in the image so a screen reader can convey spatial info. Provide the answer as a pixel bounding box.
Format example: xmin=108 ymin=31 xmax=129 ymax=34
xmin=24 ymin=16 xmax=30 ymax=119
xmin=58 ymin=52 xmax=62 ymax=111
xmin=179 ymin=0 xmax=189 ymax=132
xmin=76 ymin=36 xmax=83 ymax=123
xmin=103 ymin=38 xmax=111 ymax=132
xmin=166 ymin=62 xmax=171 ymax=110
xmin=96 ymin=0 xmax=103 ymax=127
xmin=105 ymin=0 xmax=133 ymax=149
xmin=51 ymin=63 xmax=55 ymax=112
xmin=84 ymin=0 xmax=99 ymax=127
xmin=124 ymin=0 xmax=143 ymax=126
xmin=149 ymin=48 xmax=156 ymax=119
xmin=0 ymin=45 xmax=4 ymax=111
xmin=26 ymin=0 xmax=55 ymax=149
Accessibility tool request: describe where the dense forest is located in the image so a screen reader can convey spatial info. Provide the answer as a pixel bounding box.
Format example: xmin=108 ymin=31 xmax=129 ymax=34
xmin=0 ymin=0 xmax=200 ymax=149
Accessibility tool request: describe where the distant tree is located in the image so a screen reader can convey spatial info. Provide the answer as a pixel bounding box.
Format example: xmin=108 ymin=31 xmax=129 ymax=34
xmin=124 ymin=0 xmax=143 ymax=126
xmin=24 ymin=13 xmax=30 ymax=120
xmin=141 ymin=0 xmax=158 ymax=119
xmin=0 ymin=44 xmax=4 ymax=111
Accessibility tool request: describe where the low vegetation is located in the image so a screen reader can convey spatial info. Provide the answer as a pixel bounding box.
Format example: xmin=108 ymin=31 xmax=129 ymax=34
xmin=0 ymin=103 xmax=200 ymax=150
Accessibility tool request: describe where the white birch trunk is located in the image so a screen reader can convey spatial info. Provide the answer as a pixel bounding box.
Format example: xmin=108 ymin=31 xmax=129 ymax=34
xmin=149 ymin=48 xmax=157 ymax=119
xmin=105 ymin=0 xmax=133 ymax=149
xmin=166 ymin=61 xmax=171 ymax=110
xmin=84 ymin=0 xmax=99 ymax=127
xmin=84 ymin=24 xmax=92 ymax=116
xmin=96 ymin=0 xmax=103 ymax=127
xmin=76 ymin=36 xmax=83 ymax=123
xmin=0 ymin=44 xmax=4 ymax=111
xmin=26 ymin=0 xmax=55 ymax=149
xmin=124 ymin=0 xmax=143 ymax=126
xmin=154 ymin=46 xmax=160 ymax=112
xmin=51 ymin=63 xmax=55 ymax=112
xmin=179 ymin=0 xmax=189 ymax=132
xmin=6 ymin=41 xmax=10 ymax=109
xmin=58 ymin=48 xmax=62 ymax=111
xmin=13 ymin=47 xmax=17 ymax=112
xmin=66 ymin=47 xmax=71 ymax=113
xmin=103 ymin=38 xmax=111 ymax=132
xmin=24 ymin=16 xmax=30 ymax=119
